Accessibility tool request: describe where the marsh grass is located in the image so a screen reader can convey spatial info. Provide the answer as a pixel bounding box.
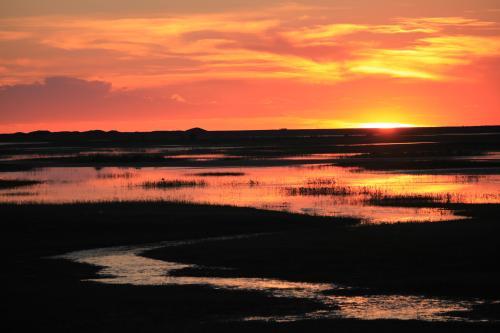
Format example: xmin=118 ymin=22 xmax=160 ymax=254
xmin=141 ymin=178 xmax=207 ymax=189
xmin=306 ymin=178 xmax=337 ymax=185
xmin=0 ymin=191 xmax=37 ymax=196
xmin=367 ymin=193 xmax=444 ymax=205
xmin=223 ymin=179 xmax=262 ymax=187
xmin=285 ymin=183 xmax=471 ymax=206
xmin=97 ymin=172 xmax=136 ymax=179
xmin=365 ymin=192 xmax=466 ymax=206
xmin=0 ymin=179 xmax=42 ymax=189
xmin=285 ymin=184 xmax=376 ymax=197
xmin=286 ymin=186 xmax=354 ymax=196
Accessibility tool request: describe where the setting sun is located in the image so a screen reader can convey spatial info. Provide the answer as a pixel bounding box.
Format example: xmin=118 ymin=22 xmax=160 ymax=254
xmin=359 ymin=122 xmax=416 ymax=129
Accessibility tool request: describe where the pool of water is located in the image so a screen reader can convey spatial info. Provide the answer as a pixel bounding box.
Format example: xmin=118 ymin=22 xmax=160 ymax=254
xmin=1 ymin=163 xmax=499 ymax=223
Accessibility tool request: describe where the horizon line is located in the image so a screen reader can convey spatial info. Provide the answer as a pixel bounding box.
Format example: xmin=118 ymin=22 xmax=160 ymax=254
xmin=2 ymin=124 xmax=500 ymax=136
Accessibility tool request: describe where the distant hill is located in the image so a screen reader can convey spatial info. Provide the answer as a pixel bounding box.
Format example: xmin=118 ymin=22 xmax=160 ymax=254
xmin=185 ymin=127 xmax=207 ymax=134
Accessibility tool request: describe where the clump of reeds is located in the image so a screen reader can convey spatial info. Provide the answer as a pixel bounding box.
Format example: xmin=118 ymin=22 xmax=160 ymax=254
xmin=286 ymin=186 xmax=354 ymax=196
xmin=97 ymin=172 xmax=136 ymax=179
xmin=453 ymin=175 xmax=480 ymax=183
xmin=306 ymin=178 xmax=337 ymax=185
xmin=141 ymin=178 xmax=207 ymax=189
xmin=365 ymin=192 xmax=464 ymax=205
xmin=248 ymin=179 xmax=260 ymax=186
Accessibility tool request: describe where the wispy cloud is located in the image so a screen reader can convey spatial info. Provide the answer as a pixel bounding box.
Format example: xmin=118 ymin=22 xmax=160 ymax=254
xmin=1 ymin=7 xmax=498 ymax=87
xmin=0 ymin=2 xmax=499 ymax=131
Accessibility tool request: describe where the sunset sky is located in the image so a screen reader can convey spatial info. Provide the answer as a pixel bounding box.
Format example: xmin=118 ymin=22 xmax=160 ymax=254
xmin=1 ymin=0 xmax=499 ymax=132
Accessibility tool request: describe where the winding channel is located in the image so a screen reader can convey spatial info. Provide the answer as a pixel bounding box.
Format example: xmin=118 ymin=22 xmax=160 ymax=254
xmin=52 ymin=234 xmax=488 ymax=322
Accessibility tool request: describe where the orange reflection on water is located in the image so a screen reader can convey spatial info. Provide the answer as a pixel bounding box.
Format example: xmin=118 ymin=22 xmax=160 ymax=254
xmin=1 ymin=163 xmax=499 ymax=223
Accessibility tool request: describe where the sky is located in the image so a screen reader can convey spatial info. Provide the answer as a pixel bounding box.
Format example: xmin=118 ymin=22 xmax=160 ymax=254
xmin=0 ymin=0 xmax=499 ymax=132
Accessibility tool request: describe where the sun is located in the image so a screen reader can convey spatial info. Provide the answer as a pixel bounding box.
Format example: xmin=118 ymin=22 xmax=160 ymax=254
xmin=359 ymin=122 xmax=415 ymax=129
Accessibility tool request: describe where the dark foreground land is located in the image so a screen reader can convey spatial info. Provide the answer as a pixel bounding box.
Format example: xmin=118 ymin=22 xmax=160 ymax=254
xmin=3 ymin=202 xmax=500 ymax=332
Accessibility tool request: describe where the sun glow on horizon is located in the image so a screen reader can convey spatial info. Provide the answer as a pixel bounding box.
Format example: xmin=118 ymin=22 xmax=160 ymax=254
xmin=359 ymin=122 xmax=416 ymax=129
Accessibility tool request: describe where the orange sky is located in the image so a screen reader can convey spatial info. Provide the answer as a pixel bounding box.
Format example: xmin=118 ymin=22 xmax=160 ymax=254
xmin=0 ymin=0 xmax=499 ymax=132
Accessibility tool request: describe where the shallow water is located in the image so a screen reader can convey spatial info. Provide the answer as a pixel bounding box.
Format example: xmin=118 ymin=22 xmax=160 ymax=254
xmin=1 ymin=162 xmax=499 ymax=223
xmin=53 ymin=235 xmax=484 ymax=322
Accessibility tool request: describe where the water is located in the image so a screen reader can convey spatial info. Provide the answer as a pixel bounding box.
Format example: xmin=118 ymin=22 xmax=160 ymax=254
xmin=1 ymin=163 xmax=499 ymax=223
xmin=53 ymin=235 xmax=484 ymax=322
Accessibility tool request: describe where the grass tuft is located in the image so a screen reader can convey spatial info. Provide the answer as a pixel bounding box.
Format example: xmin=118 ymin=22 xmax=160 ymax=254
xmin=141 ymin=178 xmax=207 ymax=189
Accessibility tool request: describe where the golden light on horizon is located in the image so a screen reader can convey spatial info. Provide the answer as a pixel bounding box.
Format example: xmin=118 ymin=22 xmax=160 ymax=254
xmin=359 ymin=122 xmax=416 ymax=129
